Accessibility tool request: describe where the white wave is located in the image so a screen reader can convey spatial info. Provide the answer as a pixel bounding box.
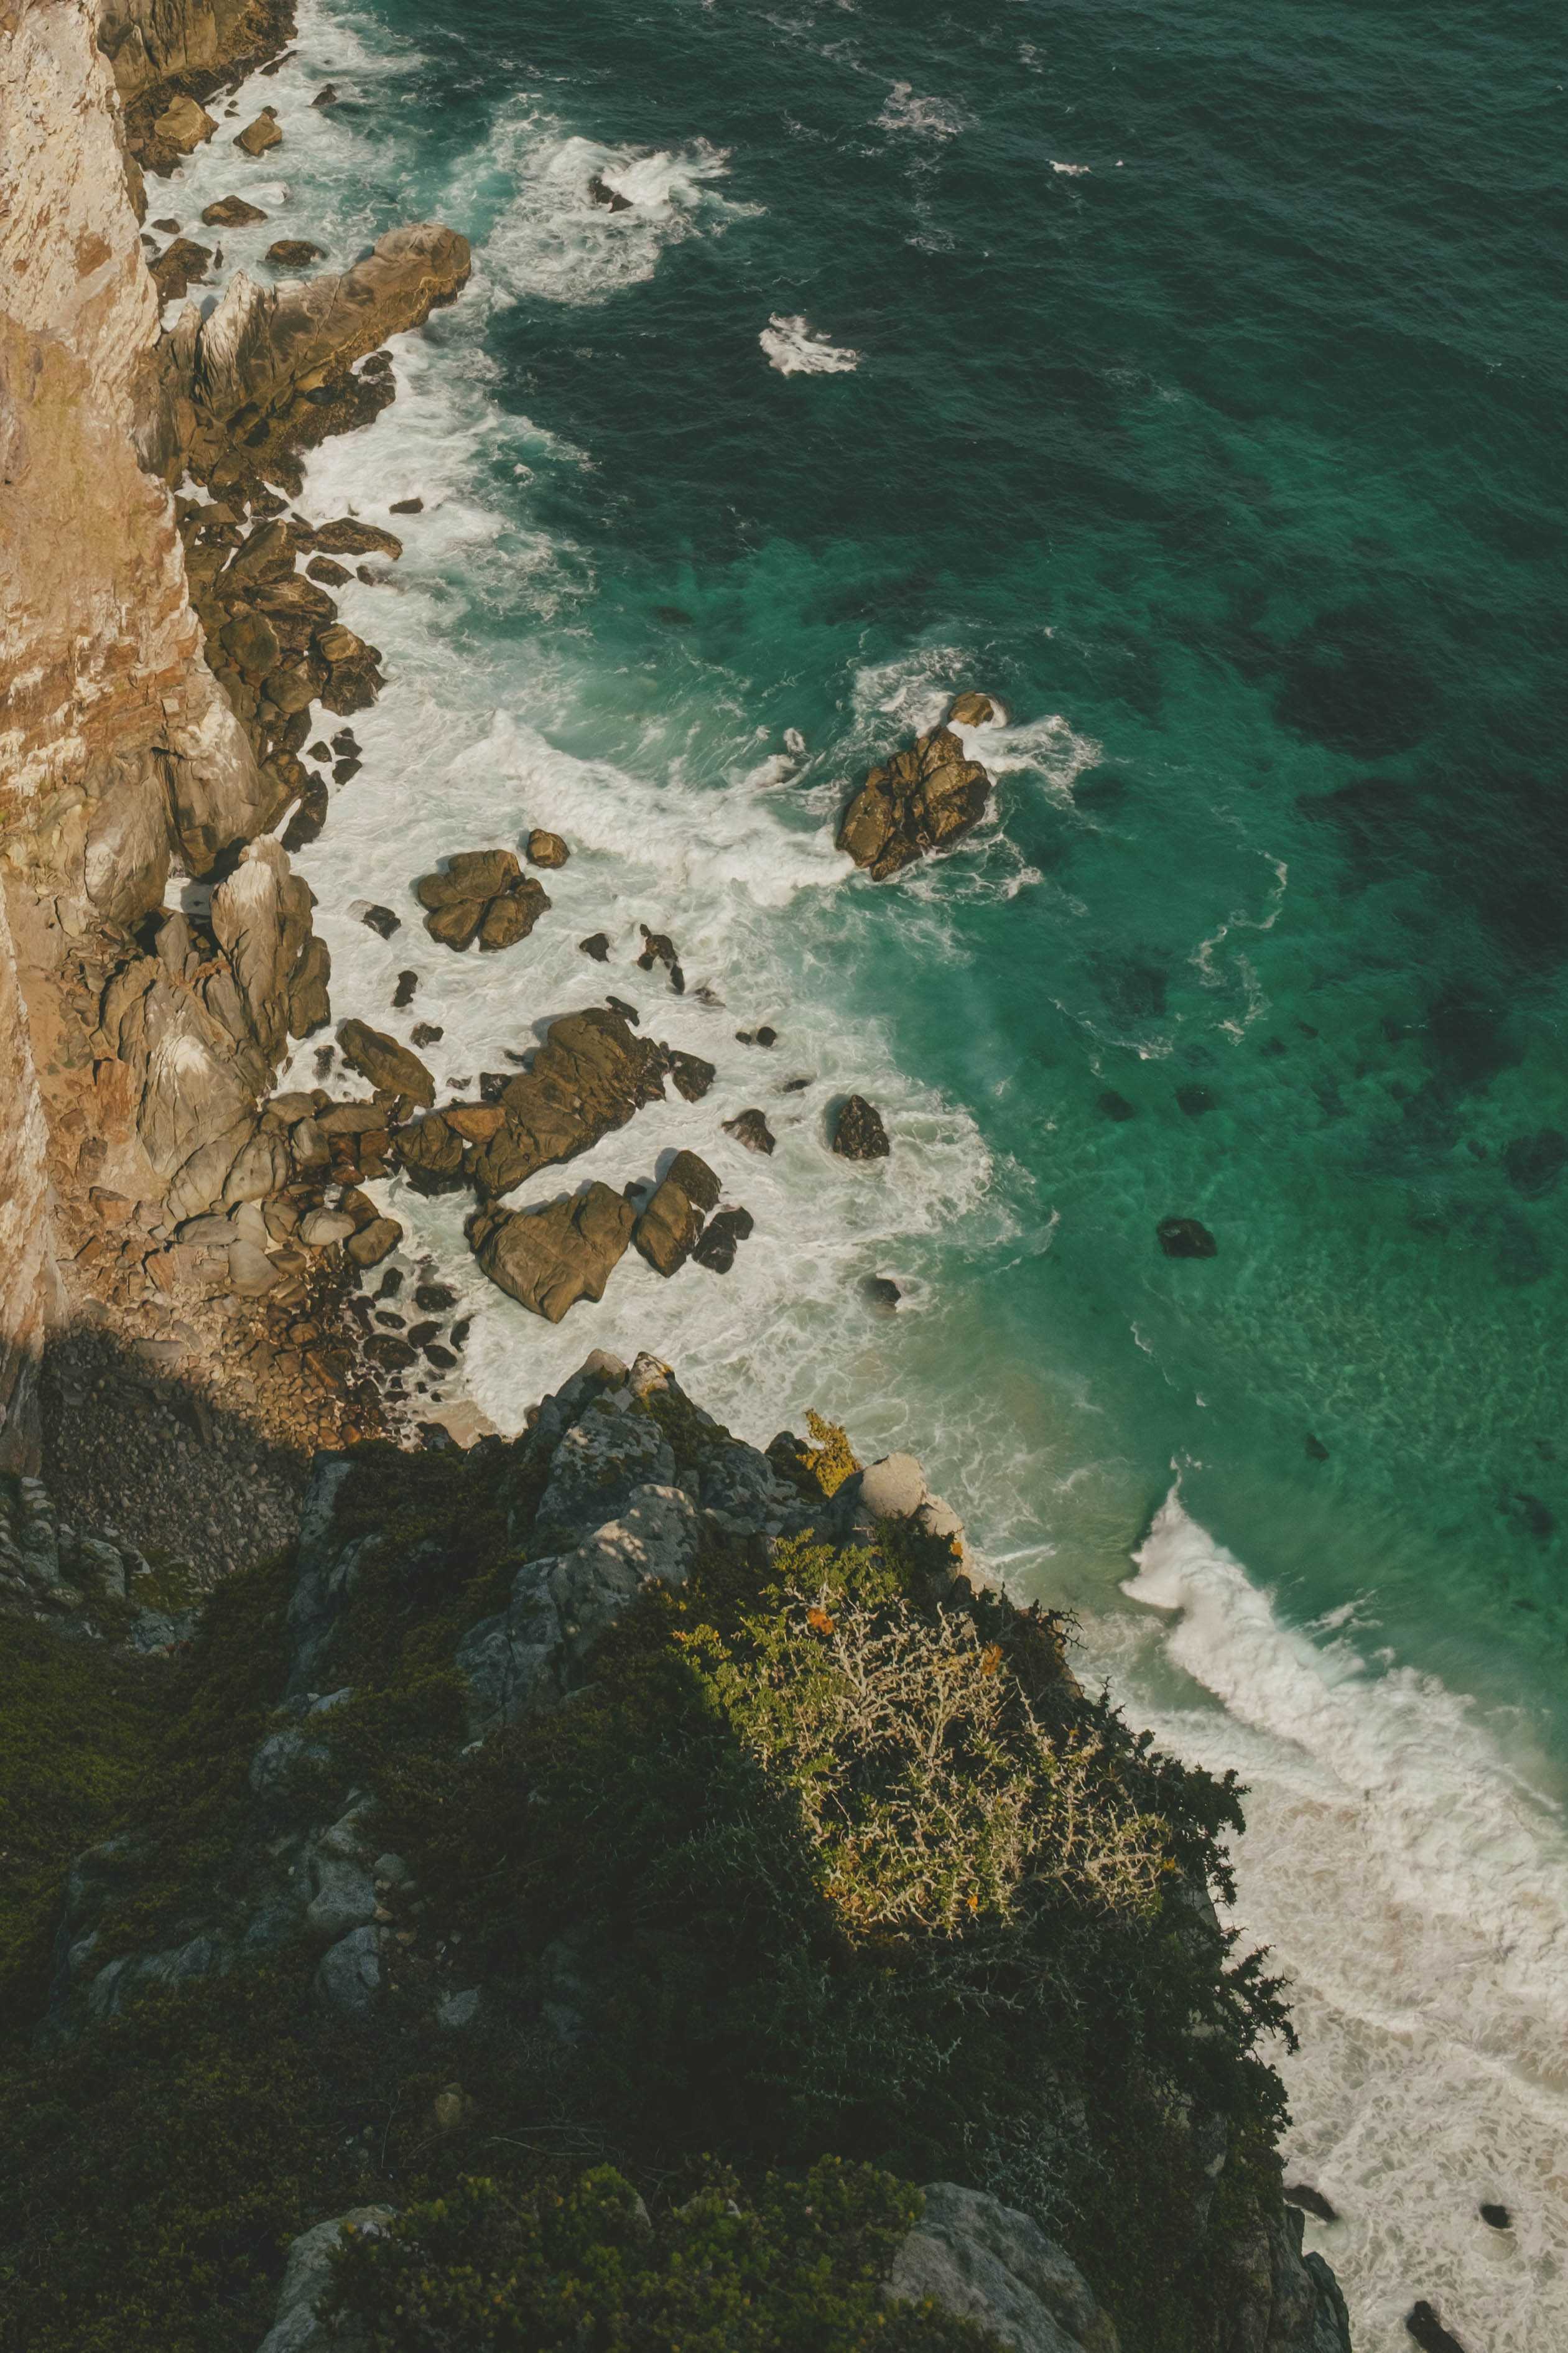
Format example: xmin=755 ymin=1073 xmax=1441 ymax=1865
xmin=1051 ymin=161 xmax=1091 ymax=177
xmin=760 ymin=314 xmax=860 ymax=375
xmin=1115 ymin=1490 xmax=1568 ymax=2353
xmin=467 ymin=105 xmax=742 ymax=307
xmin=876 ymin=80 xmax=970 ymax=140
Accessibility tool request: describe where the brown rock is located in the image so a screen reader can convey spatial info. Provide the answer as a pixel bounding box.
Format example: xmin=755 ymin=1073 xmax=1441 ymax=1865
xmin=527 ymin=829 xmax=569 ymax=868
xmin=336 ymin=1019 xmax=436 ymax=1108
xmin=202 ymin=194 xmax=269 ymax=228
xmin=424 ymin=898 xmax=485 ymax=952
xmin=633 ymin=1175 xmax=703 ymax=1277
xmin=417 ymin=849 xmax=522 ymax=907
xmin=947 ymin=691 xmax=996 ymax=727
xmin=837 ymin=722 xmax=993 ymax=880
xmin=348 ymin=1214 xmax=404 ymax=1270
xmin=390 ymin=496 xmax=424 ymax=514
xmin=312 ymin=518 xmax=404 ymax=559
xmin=235 ymin=113 xmax=283 ymax=157
xmin=154 ymin=95 xmax=216 ymax=153
xmin=471 ymin=1008 xmax=667 ymax=1201
xmin=151 ymin=238 xmax=211 ymax=302
xmin=306 ymin=555 xmax=351 ymax=586
xmin=478 ymin=878 xmax=550 ymax=950
xmin=396 ymin=1112 xmax=468 ymax=1196
xmin=578 ymin=932 xmax=611 ymax=962
xmin=665 ymin=1050 xmax=716 ymax=1104
xmin=470 ymin=1184 xmax=636 ymax=1320
xmin=832 ymin=1095 xmax=890 ymax=1160
xmin=724 ymin=1108 xmax=776 ymax=1155
xmin=442 ymin=1103 xmax=508 ymax=1142
xmin=220 ymin=608 xmax=282 ymax=676
xmin=267 ymin=238 xmax=327 ymax=267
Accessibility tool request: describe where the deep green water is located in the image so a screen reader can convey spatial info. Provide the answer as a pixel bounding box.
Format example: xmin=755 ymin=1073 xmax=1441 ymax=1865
xmin=167 ymin=4 xmax=1568 ymax=2339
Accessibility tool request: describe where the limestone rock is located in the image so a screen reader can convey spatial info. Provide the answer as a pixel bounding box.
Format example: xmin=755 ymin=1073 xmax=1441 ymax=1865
xmin=335 ymin=1019 xmax=435 ymax=1109
xmin=457 ymin=1481 xmax=700 ymax=1730
xmin=888 ymin=2181 xmax=1118 ymax=2353
xmin=832 ymin=1094 xmax=890 ymax=1159
xmin=152 ymin=94 xmax=215 ymax=153
xmin=469 ymin=1185 xmax=636 ymax=1320
xmin=838 ymin=722 xmax=993 ymax=880
xmin=234 ymin=111 xmax=282 ymax=156
xmin=257 ymin=2206 xmax=394 ymax=2353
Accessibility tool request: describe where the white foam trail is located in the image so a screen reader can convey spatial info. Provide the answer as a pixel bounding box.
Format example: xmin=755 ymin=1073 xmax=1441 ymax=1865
xmin=876 ymin=81 xmax=970 ymax=141
xmin=1115 ymin=1489 xmax=1568 ymax=2353
xmin=1051 ymin=161 xmax=1091 ymax=177
xmin=760 ymin=314 xmax=860 ymax=375
xmin=468 ymin=106 xmax=744 ymax=307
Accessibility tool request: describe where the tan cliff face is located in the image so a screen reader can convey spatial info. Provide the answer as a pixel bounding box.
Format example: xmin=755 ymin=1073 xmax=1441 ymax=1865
xmin=0 ymin=0 xmax=269 ymax=923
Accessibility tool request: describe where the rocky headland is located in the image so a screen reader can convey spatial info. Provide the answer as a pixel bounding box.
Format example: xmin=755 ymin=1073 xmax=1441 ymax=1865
xmin=0 ymin=8 xmax=1357 ymax=2351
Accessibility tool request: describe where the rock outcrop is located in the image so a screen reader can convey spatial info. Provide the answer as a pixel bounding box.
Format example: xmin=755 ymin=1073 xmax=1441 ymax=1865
xmin=468 ymin=1009 xmax=670 ymax=1203
xmin=888 ymin=2181 xmax=1119 ymax=2353
xmin=414 ymin=849 xmax=550 ymax=952
xmin=838 ymin=701 xmax=995 ymax=880
xmin=833 ymin=1094 xmax=891 ymax=1159
xmin=469 ymin=1185 xmax=638 ymax=1321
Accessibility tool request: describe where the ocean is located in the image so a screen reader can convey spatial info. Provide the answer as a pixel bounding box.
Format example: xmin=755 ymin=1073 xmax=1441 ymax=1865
xmin=162 ymin=4 xmax=1568 ymax=2342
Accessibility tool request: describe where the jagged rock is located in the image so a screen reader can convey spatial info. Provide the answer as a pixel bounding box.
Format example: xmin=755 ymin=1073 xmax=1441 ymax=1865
xmin=469 ymin=1185 xmax=637 ymax=1320
xmin=305 ymin=554 xmax=350 ymax=585
xmin=150 ymin=236 xmax=211 ymax=301
xmin=202 ymin=193 xmax=267 ymax=227
xmin=838 ymin=719 xmax=993 ymax=880
xmin=267 ymin=238 xmax=327 ymax=266
xmin=1157 ymin=1217 xmax=1217 ymax=1259
xmin=690 ymin=1206 xmax=753 ymax=1274
xmin=314 ymin=1924 xmax=384 ymax=2014
xmin=666 ymin=1050 xmax=716 ymax=1102
xmin=312 ymin=518 xmax=403 ymax=559
xmin=299 ymin=1209 xmax=356 ymax=1247
xmin=527 ymin=828 xmax=569 ymax=867
xmin=234 ymin=111 xmax=282 ymax=155
xmin=179 ymin=223 xmax=471 ymax=430
xmin=832 ymin=1095 xmax=890 ymax=1159
xmin=633 ymin=1152 xmax=719 ymax=1277
xmin=724 ymin=1107 xmax=776 ymax=1155
xmin=335 ymin=1020 xmax=435 ymax=1108
xmin=390 ymin=496 xmax=423 ymax=514
xmin=888 ymin=2181 xmax=1118 ymax=2353
xmin=579 ymin=931 xmax=611 ymax=961
xmin=458 ymin=1481 xmax=700 ymax=1731
xmin=947 ymin=691 xmax=996 ymax=727
xmin=257 ymin=2206 xmax=395 ymax=2353
xmin=1284 ymin=2185 xmax=1339 ymax=2225
xmin=396 ymin=1112 xmax=469 ymax=1196
xmin=354 ymin=902 xmax=401 ymax=939
xmin=588 ymin=173 xmax=632 ymax=212
xmin=470 ymin=1009 xmax=667 ymax=1201
xmin=152 ymin=93 xmax=215 ymax=152
xmin=636 ymin=923 xmax=684 ymax=992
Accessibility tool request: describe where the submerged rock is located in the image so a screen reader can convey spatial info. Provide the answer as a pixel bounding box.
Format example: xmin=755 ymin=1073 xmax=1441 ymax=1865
xmin=201 ymin=193 xmax=267 ymax=227
xmin=1157 ymin=1217 xmax=1217 ymax=1260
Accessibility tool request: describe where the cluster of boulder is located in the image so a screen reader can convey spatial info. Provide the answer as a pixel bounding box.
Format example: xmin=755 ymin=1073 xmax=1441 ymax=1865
xmin=838 ymin=692 xmax=998 ymax=880
xmin=415 ymin=849 xmax=551 ymax=952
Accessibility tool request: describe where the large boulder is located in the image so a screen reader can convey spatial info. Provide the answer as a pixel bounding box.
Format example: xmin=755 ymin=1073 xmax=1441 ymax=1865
xmin=257 ymin=2207 xmax=394 ymax=2353
xmin=415 ymin=850 xmax=549 ymax=952
xmin=470 ymin=1185 xmax=637 ymax=1320
xmin=832 ymin=1094 xmax=890 ymax=1159
xmin=633 ymin=1150 xmax=719 ymax=1277
xmin=838 ymin=715 xmax=993 ymax=880
xmin=888 ymin=2182 xmax=1118 ymax=2353
xmin=470 ymin=1009 xmax=667 ymax=1201
xmin=179 ymin=223 xmax=471 ymax=427
xmin=336 ymin=1020 xmax=435 ymax=1109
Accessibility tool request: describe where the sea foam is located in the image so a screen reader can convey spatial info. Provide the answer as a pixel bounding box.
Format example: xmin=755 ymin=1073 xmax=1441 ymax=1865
xmin=1117 ymin=1489 xmax=1568 ymax=2353
xmin=760 ymin=314 xmax=860 ymax=375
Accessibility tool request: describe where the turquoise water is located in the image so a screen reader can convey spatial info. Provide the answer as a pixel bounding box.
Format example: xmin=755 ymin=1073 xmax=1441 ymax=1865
xmin=165 ymin=4 xmax=1567 ymax=2341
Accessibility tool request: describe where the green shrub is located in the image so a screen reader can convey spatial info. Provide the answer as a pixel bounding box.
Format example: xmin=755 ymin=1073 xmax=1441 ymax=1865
xmin=326 ymin=2158 xmax=1000 ymax=2352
